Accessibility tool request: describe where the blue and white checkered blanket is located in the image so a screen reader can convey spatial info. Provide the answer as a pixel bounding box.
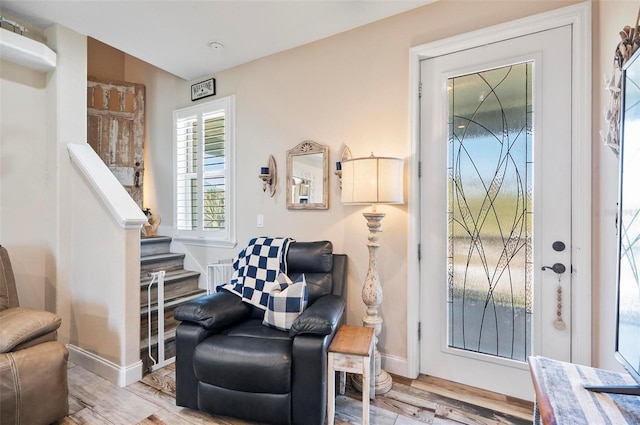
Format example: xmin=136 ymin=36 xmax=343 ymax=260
xmin=220 ymin=236 xmax=294 ymax=310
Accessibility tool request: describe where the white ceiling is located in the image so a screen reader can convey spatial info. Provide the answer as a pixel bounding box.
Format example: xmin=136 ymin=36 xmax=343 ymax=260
xmin=1 ymin=0 xmax=432 ymax=80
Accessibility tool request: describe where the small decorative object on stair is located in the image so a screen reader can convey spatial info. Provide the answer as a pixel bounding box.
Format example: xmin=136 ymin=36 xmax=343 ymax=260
xmin=141 ymin=208 xmax=161 ymax=237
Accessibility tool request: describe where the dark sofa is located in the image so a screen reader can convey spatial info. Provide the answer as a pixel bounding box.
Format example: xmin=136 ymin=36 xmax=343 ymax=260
xmin=174 ymin=240 xmax=347 ymax=425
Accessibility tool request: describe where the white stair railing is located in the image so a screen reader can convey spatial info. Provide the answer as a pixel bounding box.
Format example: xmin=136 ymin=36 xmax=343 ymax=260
xmin=146 ymin=270 xmax=173 ymax=372
xmin=145 ymin=261 xmax=232 ymax=373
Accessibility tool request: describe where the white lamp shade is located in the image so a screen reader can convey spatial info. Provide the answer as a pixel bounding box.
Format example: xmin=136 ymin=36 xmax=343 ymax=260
xmin=341 ymin=155 xmax=404 ymax=204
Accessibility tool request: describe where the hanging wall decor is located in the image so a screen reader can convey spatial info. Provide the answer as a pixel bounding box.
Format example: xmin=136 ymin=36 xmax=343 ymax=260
xmin=602 ymin=8 xmax=640 ymax=155
xmin=191 ymin=78 xmax=216 ymax=101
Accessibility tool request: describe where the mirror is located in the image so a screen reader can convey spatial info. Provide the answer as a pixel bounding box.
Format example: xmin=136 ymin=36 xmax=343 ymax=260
xmin=286 ymin=140 xmax=329 ymax=210
xmin=612 ymin=48 xmax=640 ymax=389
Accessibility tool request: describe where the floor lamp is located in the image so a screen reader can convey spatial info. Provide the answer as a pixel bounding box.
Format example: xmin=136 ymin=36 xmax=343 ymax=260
xmin=341 ymin=153 xmax=404 ymax=395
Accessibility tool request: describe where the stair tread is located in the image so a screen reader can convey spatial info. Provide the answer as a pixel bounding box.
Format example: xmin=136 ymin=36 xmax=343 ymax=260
xmin=140 ymin=290 xmax=206 ymax=314
xmin=140 ymin=289 xmax=206 ymax=309
xmin=141 ymin=236 xmax=172 ymax=245
xmin=140 ymin=269 xmax=200 ymax=285
xmin=139 ymin=237 xmax=197 ymax=364
xmin=140 ymin=326 xmax=177 ymax=349
xmin=140 ymin=253 xmax=185 ymax=265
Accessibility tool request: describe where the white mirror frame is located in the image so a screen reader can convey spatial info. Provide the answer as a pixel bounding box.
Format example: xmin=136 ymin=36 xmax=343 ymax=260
xmin=286 ymin=140 xmax=329 ymax=210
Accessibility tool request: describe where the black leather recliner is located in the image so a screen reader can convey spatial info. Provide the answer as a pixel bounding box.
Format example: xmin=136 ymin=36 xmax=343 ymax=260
xmin=174 ymin=241 xmax=346 ymax=425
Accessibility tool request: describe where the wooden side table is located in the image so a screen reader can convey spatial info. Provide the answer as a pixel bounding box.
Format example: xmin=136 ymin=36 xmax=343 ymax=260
xmin=528 ymin=356 xmax=640 ymax=424
xmin=327 ymin=325 xmax=375 ymax=425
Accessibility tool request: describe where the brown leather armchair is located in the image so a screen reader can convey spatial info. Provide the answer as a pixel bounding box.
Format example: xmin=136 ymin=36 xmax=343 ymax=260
xmin=0 ymin=245 xmax=69 ymax=425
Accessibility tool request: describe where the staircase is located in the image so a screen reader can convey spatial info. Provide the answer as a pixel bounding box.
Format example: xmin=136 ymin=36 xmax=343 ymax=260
xmin=140 ymin=236 xmax=206 ymax=372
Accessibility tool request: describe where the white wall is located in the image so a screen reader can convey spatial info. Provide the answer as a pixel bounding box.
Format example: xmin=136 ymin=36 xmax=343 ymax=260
xmin=43 ymin=23 xmax=88 ymax=349
xmin=593 ymin=0 xmax=633 ymax=373
xmin=48 ymin=26 xmax=146 ymax=384
xmin=0 ymin=59 xmax=48 ymax=310
xmin=1 ymin=21 xmax=145 ymax=385
xmin=68 ymin=158 xmax=143 ymax=381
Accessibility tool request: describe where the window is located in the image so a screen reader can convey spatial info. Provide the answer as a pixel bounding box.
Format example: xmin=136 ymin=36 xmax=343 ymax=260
xmin=174 ymin=96 xmax=235 ymax=246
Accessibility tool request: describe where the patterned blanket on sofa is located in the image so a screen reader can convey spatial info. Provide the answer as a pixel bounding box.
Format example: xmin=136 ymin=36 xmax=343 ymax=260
xmin=219 ymin=236 xmax=294 ymax=310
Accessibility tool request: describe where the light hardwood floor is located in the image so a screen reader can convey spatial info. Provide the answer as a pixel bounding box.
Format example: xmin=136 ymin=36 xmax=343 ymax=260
xmin=57 ymin=362 xmax=533 ymax=425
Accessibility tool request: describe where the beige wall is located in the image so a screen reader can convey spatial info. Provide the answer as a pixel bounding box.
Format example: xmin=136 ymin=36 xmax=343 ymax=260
xmin=87 ymin=37 xmax=125 ymax=81
xmin=131 ymin=0 xmax=587 ymax=371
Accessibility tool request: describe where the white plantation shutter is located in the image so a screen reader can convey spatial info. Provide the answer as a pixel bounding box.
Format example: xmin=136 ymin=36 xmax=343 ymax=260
xmin=176 ymin=114 xmax=197 ymax=230
xmin=174 ymin=96 xmax=235 ymax=246
xmin=202 ymin=112 xmax=226 ymax=231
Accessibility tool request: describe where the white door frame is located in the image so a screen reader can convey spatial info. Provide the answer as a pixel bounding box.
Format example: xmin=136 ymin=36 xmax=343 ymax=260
xmin=406 ymin=2 xmax=592 ymax=379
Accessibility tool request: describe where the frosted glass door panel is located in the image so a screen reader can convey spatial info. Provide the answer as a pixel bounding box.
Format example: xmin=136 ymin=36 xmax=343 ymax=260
xmin=447 ymin=63 xmax=533 ymax=362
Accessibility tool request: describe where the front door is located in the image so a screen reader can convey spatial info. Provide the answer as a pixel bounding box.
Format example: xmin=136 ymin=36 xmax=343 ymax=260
xmin=419 ymin=25 xmax=572 ymax=400
xmin=87 ymin=78 xmax=145 ymax=207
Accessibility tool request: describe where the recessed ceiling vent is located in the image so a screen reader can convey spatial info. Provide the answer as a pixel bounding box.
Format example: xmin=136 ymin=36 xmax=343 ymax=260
xmin=207 ymin=41 xmax=224 ymax=51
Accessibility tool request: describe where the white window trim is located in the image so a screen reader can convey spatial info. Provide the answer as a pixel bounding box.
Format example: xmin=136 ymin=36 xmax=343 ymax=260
xmin=173 ymin=95 xmax=236 ymax=248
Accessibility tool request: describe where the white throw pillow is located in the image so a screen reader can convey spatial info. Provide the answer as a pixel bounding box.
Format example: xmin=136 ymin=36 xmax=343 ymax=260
xmin=262 ymin=273 xmax=308 ymax=331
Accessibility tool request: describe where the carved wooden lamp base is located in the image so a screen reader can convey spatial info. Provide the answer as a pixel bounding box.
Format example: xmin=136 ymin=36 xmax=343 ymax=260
xmin=351 ymin=211 xmax=393 ymax=395
xmin=352 ymin=363 xmax=393 ymax=395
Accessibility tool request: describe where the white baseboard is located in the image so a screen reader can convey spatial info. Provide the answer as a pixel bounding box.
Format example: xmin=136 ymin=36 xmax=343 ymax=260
xmin=67 ymin=343 xmax=406 ymax=385
xmin=381 ymin=353 xmax=410 ymax=378
xmin=67 ymin=344 xmax=142 ymax=387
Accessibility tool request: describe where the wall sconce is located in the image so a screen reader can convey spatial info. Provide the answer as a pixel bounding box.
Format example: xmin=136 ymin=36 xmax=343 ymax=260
xmin=335 ymin=146 xmax=352 ymax=189
xmin=259 ymin=154 xmax=277 ymax=197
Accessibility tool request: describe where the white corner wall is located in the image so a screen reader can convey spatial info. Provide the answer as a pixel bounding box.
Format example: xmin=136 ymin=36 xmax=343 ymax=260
xmin=593 ymin=0 xmax=634 ymax=373
xmin=67 ymin=158 xmax=145 ymax=385
xmin=0 ymin=59 xmax=49 ymax=310
xmin=0 ymin=26 xmax=151 ymax=386
xmin=45 ymin=25 xmax=147 ymax=385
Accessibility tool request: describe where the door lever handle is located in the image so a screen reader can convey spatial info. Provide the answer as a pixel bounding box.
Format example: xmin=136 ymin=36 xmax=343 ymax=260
xmin=541 ymin=263 xmax=566 ymax=274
